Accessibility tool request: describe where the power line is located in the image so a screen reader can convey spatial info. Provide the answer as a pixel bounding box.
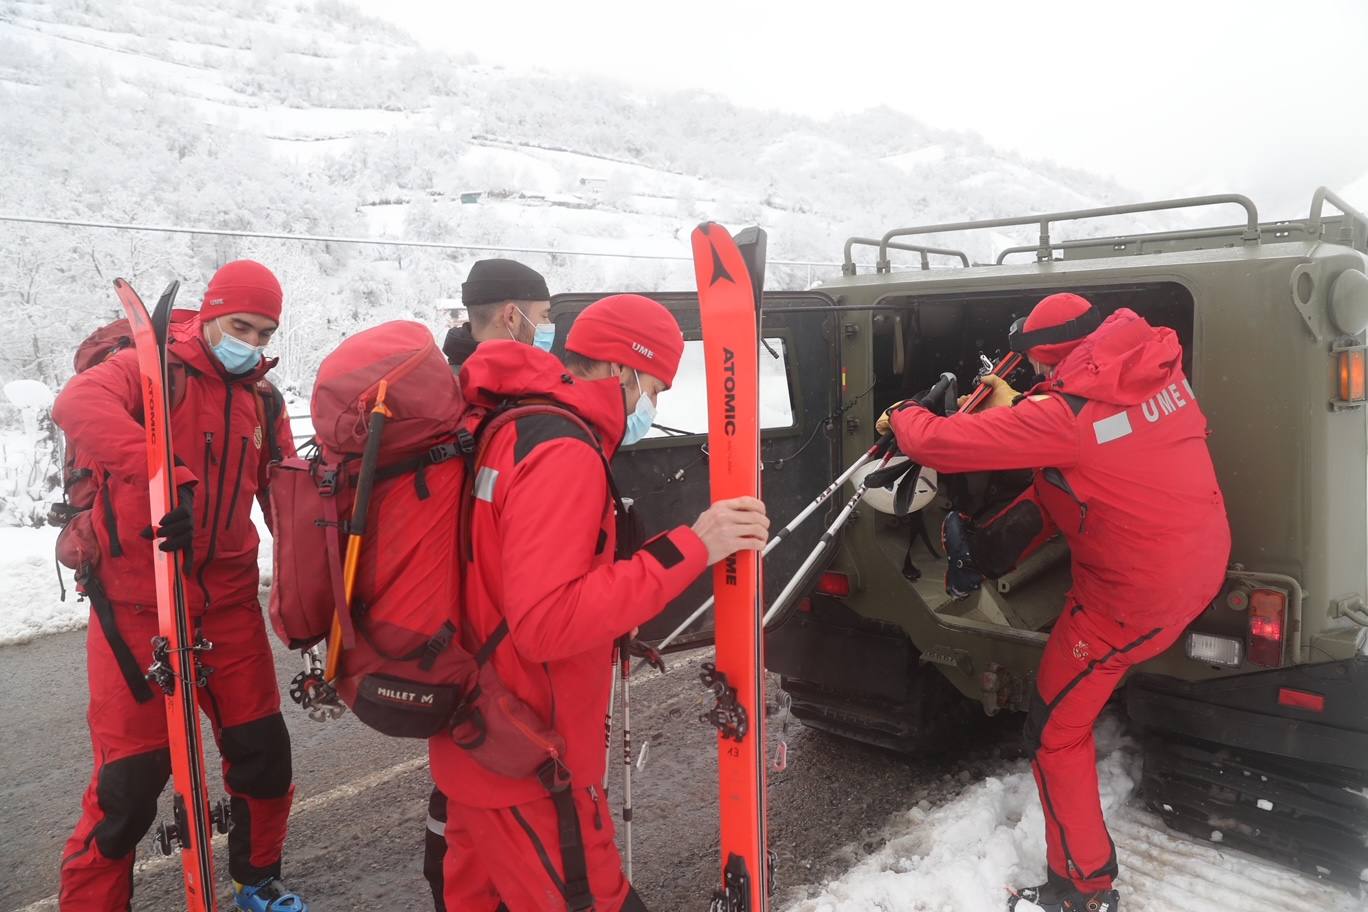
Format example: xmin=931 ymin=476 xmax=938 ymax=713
xmin=0 ymin=213 xmax=841 ymax=270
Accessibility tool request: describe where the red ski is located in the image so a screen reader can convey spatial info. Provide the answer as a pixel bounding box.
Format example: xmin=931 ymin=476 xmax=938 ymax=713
xmin=114 ymin=278 xmax=222 ymax=912
xmin=692 ymin=223 xmax=770 ymax=912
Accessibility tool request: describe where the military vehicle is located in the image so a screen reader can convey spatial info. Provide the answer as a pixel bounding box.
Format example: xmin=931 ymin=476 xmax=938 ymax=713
xmin=551 ymin=187 xmax=1368 ymax=888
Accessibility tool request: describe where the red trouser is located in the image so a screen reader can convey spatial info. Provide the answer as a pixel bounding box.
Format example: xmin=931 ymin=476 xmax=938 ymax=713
xmin=1024 ymin=601 xmax=1184 ymax=893
xmin=442 ymin=785 xmax=647 ymax=912
xmin=60 ymin=599 xmax=294 ymax=911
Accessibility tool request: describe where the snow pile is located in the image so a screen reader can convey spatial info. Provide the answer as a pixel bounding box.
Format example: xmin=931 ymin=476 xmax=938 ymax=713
xmin=0 ymin=525 xmax=86 ymax=645
xmin=789 ymin=715 xmax=1362 ymax=912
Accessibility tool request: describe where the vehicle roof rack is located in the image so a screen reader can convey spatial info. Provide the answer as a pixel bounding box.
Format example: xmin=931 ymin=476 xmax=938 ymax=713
xmin=993 ymin=222 xmax=1310 ymax=264
xmin=870 ymin=194 xmax=1260 ymax=271
xmin=842 ymin=237 xmax=970 ymax=275
xmin=1309 ymin=186 xmax=1368 ymax=252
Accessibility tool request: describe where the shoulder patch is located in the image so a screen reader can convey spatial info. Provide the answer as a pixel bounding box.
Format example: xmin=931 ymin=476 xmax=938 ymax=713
xmin=512 ymin=412 xmax=596 ymax=464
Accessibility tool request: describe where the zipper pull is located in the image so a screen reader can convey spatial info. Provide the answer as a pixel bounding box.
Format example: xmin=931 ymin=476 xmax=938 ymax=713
xmin=204 ymin=431 xmax=217 ymax=463
xmin=588 ymin=785 xmax=604 ymax=830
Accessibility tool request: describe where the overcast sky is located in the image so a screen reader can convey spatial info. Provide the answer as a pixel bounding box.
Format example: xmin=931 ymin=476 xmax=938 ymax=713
xmin=353 ymin=0 xmax=1367 ymax=218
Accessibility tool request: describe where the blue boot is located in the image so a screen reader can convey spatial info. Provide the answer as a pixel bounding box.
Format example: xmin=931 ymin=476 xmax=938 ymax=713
xmin=234 ymin=878 xmax=308 ymax=912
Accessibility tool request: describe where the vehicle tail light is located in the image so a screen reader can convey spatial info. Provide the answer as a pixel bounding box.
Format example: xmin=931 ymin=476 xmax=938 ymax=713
xmin=1247 ymin=587 xmax=1288 ymax=667
xmin=1336 ymin=348 xmax=1366 ymax=404
xmin=1277 ymin=687 xmax=1325 ymax=712
xmin=815 ymin=571 xmax=851 ymax=598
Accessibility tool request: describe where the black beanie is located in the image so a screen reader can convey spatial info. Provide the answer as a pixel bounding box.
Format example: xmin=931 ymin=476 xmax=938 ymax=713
xmin=461 ymin=259 xmax=549 ymax=307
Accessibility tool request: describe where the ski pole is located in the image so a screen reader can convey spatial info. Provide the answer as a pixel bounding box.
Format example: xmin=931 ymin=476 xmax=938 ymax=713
xmin=960 ymin=351 xmax=1024 ymax=414
xmin=619 ymin=640 xmax=634 ymax=881
xmin=762 ymin=372 xmax=957 ymax=625
xmin=604 ymin=642 xmax=618 ymax=790
xmin=762 ymin=454 xmax=905 ymax=625
xmin=646 ymin=431 xmax=897 ymax=661
xmin=324 ymin=381 xmax=392 ymax=684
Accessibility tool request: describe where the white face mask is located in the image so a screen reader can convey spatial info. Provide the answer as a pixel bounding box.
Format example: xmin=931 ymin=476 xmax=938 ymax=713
xmin=621 ymin=370 xmax=656 ymax=446
xmin=211 ymin=318 xmax=265 ymax=373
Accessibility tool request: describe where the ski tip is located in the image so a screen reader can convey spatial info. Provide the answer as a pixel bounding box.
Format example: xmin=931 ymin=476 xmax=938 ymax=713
xmin=113 ymin=277 xmax=128 ymax=290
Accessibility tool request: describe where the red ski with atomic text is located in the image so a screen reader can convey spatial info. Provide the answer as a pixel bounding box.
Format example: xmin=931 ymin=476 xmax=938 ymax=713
xmin=691 ymin=223 xmax=771 ymax=912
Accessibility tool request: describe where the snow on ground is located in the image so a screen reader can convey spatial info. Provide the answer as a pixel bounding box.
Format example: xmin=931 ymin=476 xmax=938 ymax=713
xmin=0 ymin=525 xmax=86 ymax=645
xmin=0 ymin=507 xmax=279 ymax=647
xmin=787 ymin=715 xmax=1363 ymax=912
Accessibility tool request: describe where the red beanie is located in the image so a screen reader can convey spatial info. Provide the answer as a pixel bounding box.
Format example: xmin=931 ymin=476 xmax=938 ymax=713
xmin=199 ymin=260 xmax=283 ymax=324
xmin=565 ymin=294 xmax=685 ymax=387
xmin=1022 ymin=292 xmax=1094 ymax=366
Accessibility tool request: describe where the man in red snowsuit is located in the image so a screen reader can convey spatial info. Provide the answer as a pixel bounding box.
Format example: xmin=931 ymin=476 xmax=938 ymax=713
xmin=881 ymin=293 xmax=1230 ymax=912
xmin=52 ymin=260 xmax=307 ymax=912
xmin=429 ymin=293 xmax=769 ymax=911
xmin=428 ymin=257 xmax=555 ymax=911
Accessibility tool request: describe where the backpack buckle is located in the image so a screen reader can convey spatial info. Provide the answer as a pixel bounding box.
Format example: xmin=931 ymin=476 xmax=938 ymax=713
xmin=427 ymin=442 xmax=460 ymax=465
xmin=455 ymin=428 xmax=476 ymax=456
xmin=317 ymin=468 xmax=338 ymax=496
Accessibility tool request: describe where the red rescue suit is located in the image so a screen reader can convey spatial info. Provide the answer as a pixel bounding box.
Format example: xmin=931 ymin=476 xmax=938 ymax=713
xmin=890 ymin=308 xmax=1230 ymax=892
xmin=429 ymin=341 xmax=710 ymax=911
xmin=52 ymin=320 xmax=297 ymax=910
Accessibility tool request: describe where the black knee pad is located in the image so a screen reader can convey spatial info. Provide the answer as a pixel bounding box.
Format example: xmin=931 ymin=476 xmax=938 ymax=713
xmin=94 ymin=748 xmax=172 ymax=859
xmin=221 ymin=713 xmax=292 ymax=799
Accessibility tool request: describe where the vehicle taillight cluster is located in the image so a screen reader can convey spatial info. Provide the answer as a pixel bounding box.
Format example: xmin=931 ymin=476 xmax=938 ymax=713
xmin=1247 ymin=587 xmax=1288 ymax=667
xmin=1336 ymin=347 xmax=1366 ymax=405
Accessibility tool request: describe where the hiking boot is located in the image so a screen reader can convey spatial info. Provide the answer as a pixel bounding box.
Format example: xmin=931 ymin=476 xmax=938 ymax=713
xmin=234 ymin=877 xmax=309 ymax=912
xmin=941 ymin=511 xmax=983 ymax=599
xmin=1008 ymin=870 xmax=1119 ymax=912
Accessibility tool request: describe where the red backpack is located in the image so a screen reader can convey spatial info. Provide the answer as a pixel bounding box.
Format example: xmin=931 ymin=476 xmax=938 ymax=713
xmin=267 ymin=321 xmax=609 ymax=784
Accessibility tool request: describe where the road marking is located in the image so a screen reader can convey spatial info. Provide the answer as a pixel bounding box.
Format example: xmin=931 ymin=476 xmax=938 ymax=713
xmin=14 ymin=755 xmax=428 ymax=912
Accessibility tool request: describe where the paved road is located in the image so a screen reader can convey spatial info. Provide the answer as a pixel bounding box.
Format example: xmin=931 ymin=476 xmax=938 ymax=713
xmin=1 ymin=626 xmax=1021 ymax=911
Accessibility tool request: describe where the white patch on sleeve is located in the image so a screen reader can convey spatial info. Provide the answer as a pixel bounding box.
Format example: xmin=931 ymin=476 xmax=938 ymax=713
xmin=1093 ymin=411 xmax=1133 ymax=444
xmin=474 ymin=466 xmax=499 ymax=502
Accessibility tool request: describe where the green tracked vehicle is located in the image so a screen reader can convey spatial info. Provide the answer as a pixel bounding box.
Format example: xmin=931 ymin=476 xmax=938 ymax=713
xmin=551 ymin=187 xmax=1368 ymax=888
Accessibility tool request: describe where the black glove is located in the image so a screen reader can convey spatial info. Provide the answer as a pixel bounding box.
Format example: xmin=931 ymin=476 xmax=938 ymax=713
xmin=142 ymin=485 xmax=196 ymax=571
xmin=624 ymin=636 xmax=665 ymax=674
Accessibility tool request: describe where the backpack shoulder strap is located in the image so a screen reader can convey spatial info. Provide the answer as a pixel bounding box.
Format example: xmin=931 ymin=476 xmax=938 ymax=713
xmin=253 ymin=379 xmax=286 ymax=463
xmin=166 ymin=359 xmax=190 ymax=412
xmin=460 ymin=401 xmax=621 ymax=562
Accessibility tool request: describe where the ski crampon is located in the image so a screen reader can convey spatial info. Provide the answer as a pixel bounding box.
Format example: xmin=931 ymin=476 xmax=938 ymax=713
xmin=691 ymin=223 xmax=771 ymax=912
xmin=114 ymin=277 xmax=222 ymax=912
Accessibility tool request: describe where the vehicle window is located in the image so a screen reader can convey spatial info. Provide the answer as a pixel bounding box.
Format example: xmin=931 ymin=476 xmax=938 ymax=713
xmin=646 ymin=337 xmax=795 ymax=438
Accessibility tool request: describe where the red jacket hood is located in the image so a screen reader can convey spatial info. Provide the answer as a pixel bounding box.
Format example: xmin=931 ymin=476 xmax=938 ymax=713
xmin=167 ymin=317 xmax=279 ymax=383
xmin=1048 ymin=308 xmax=1182 ymax=407
xmin=459 ymin=340 xmax=627 ymax=456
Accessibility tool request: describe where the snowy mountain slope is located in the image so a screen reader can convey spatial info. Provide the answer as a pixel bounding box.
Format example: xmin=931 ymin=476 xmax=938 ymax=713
xmin=0 ymin=0 xmax=1168 ymax=526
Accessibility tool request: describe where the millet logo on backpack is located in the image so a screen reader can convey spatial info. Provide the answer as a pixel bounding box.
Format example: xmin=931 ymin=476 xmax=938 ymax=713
xmin=376 ymin=686 xmax=436 ymax=706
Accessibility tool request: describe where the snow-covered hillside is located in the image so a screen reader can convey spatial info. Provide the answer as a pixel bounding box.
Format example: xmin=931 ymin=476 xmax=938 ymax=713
xmin=0 ymin=0 xmax=1157 ymax=392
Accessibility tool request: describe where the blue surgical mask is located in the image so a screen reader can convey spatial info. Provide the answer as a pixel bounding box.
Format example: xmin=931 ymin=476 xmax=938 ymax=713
xmin=532 ymin=322 xmax=556 ymax=353
xmin=212 ymin=319 xmax=264 ymax=373
xmin=622 ymin=370 xmax=656 ymax=446
xmin=512 ymin=307 xmax=555 ymax=353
